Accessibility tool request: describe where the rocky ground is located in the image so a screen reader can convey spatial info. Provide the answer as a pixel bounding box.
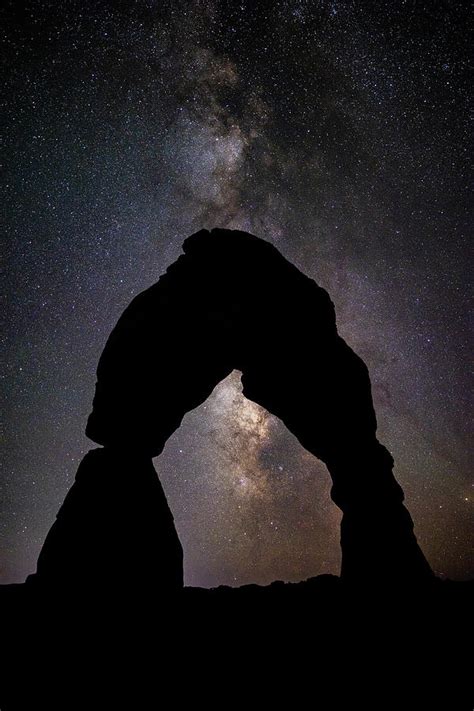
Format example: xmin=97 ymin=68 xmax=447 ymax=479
xmin=1 ymin=575 xmax=471 ymax=709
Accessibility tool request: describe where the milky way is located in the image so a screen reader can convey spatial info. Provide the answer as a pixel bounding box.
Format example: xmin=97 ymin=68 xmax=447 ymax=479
xmin=3 ymin=1 xmax=472 ymax=585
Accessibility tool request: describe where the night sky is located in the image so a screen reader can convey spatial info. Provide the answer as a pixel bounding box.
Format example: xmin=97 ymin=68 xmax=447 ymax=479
xmin=3 ymin=1 xmax=472 ymax=586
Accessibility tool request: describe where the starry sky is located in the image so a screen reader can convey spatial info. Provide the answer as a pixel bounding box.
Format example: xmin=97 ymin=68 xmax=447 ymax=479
xmin=3 ymin=0 xmax=472 ymax=586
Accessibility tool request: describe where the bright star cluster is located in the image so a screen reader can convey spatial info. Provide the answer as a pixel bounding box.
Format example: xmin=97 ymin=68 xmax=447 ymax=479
xmin=3 ymin=1 xmax=472 ymax=586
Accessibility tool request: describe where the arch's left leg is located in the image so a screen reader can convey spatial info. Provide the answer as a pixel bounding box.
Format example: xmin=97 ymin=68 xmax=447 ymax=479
xmin=27 ymin=448 xmax=184 ymax=598
xmin=33 ymin=235 xmax=237 ymax=594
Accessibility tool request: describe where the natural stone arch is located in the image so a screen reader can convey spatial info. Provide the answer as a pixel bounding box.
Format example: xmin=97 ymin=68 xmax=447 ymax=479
xmin=31 ymin=229 xmax=433 ymax=593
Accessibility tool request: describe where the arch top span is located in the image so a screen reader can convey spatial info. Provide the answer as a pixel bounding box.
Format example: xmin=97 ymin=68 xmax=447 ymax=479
xmin=86 ymin=228 xmax=341 ymax=459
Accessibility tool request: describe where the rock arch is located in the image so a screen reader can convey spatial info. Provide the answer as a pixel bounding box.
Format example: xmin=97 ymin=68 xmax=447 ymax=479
xmin=30 ymin=228 xmax=433 ymax=593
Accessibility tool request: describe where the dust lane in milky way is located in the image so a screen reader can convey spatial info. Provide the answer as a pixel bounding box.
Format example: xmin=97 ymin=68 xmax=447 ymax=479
xmin=3 ymin=1 xmax=472 ymax=585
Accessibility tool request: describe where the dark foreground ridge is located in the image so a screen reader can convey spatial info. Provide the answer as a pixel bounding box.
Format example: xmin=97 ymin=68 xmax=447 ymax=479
xmin=1 ymin=576 xmax=472 ymax=708
xmin=1 ymin=229 xmax=472 ymax=708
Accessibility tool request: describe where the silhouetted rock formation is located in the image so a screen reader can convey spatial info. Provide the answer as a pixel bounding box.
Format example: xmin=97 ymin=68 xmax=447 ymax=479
xmin=26 ymin=448 xmax=183 ymax=597
xmin=2 ymin=227 xmax=472 ymax=709
xmin=84 ymin=227 xmax=432 ymax=582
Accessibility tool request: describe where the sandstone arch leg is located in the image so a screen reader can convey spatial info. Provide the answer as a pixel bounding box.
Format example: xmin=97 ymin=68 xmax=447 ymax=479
xmin=240 ymin=336 xmax=433 ymax=582
xmin=27 ymin=448 xmax=184 ymax=597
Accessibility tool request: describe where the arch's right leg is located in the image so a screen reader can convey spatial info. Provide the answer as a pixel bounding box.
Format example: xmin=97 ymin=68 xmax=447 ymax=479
xmin=240 ymin=314 xmax=434 ymax=584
